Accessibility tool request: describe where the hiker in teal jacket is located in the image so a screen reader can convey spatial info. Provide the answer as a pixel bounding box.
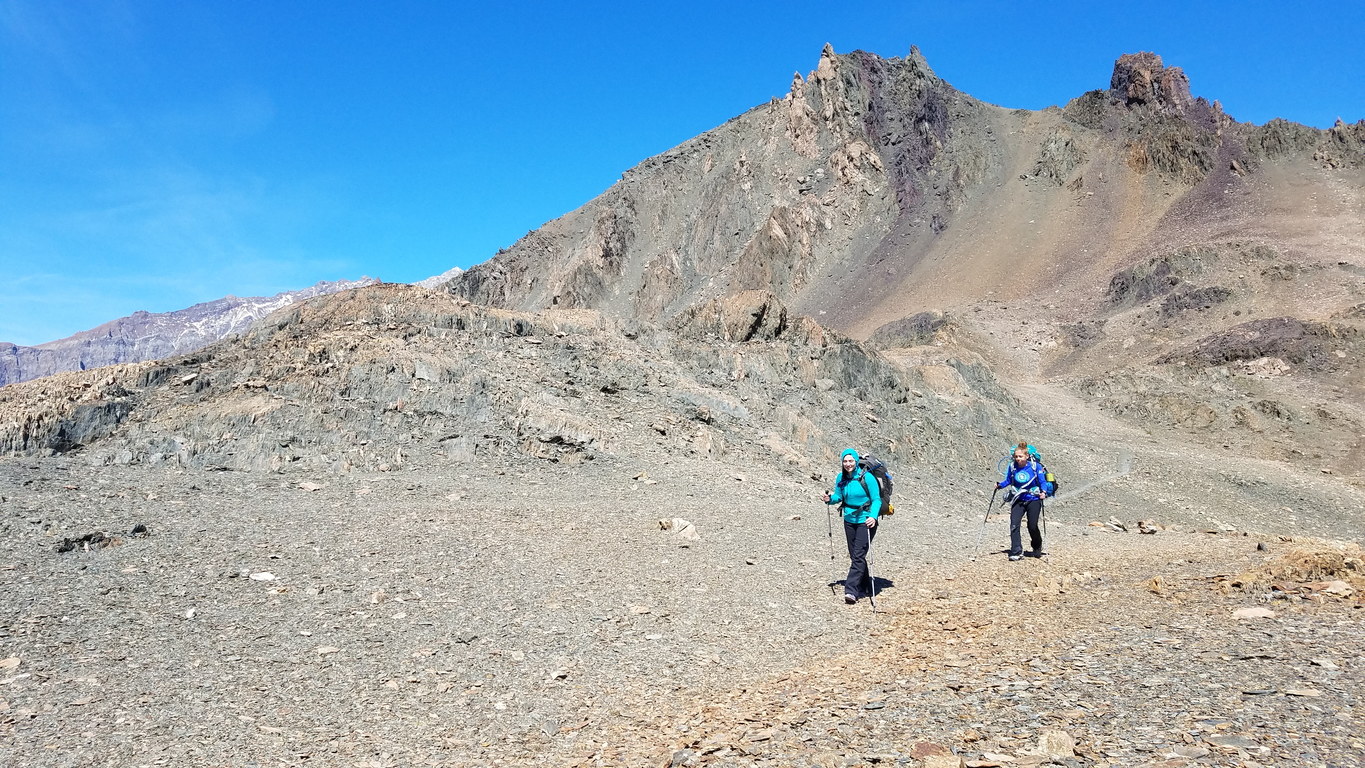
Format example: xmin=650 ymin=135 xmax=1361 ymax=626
xmin=822 ymin=448 xmax=881 ymax=604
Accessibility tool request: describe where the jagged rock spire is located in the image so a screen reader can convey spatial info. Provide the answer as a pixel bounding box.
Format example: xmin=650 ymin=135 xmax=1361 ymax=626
xmin=1109 ymin=52 xmax=1193 ymax=112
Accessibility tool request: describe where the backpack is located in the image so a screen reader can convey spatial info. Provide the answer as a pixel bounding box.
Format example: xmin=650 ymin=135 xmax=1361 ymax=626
xmin=857 ymin=454 xmax=895 ymax=516
xmin=1043 ymin=463 xmax=1059 ymax=496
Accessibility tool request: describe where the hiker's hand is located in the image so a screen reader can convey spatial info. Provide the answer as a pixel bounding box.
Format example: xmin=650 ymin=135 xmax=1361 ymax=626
xmin=821 ymin=491 xmax=831 ymax=503
xmin=865 ymin=518 xmax=876 ymax=528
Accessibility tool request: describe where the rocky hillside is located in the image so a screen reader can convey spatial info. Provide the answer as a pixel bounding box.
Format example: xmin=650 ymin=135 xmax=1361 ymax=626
xmin=445 ymin=48 xmax=1365 ymax=478
xmin=0 ymin=285 xmax=1018 ymax=484
xmin=0 ymin=278 xmax=379 ymax=388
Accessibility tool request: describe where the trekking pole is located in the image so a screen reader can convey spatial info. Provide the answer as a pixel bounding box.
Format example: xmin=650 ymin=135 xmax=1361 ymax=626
xmin=864 ymin=523 xmax=877 ymax=613
xmin=823 ymin=498 xmax=838 ymax=596
xmin=975 ymin=487 xmax=999 ymax=554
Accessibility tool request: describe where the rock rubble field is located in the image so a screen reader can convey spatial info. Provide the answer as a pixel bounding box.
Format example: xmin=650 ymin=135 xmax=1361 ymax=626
xmin=1 ymin=450 xmax=1359 ymax=767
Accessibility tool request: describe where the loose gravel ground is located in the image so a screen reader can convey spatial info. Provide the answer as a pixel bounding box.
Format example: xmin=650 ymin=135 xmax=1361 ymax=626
xmin=2 ymin=452 xmax=1361 ymax=767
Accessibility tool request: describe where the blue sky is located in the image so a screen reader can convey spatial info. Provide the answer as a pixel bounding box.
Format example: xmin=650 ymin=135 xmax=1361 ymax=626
xmin=2 ymin=1 xmax=1361 ymax=345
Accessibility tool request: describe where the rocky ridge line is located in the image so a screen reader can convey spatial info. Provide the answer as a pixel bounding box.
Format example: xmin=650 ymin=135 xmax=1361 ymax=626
xmin=0 ymin=278 xmax=381 ymax=388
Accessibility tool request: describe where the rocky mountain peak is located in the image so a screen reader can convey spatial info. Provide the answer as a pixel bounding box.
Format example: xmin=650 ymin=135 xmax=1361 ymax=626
xmin=1109 ymin=51 xmax=1193 ymax=112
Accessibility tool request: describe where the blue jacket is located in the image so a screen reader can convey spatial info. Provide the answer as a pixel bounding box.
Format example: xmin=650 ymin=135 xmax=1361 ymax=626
xmin=828 ymin=448 xmax=881 ymax=524
xmin=998 ymin=459 xmax=1050 ymax=503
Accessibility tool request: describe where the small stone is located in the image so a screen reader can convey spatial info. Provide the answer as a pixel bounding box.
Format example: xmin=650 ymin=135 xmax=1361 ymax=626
xmin=316 ymin=646 xmax=341 ymax=655
xmin=1205 ymin=733 xmax=1261 ymax=751
xmin=911 ymin=742 xmax=951 ymax=759
xmin=249 ymin=572 xmax=276 ymax=582
xmin=1232 ymin=607 xmax=1276 ymax=619
xmin=1038 ymin=728 xmax=1076 ymax=759
xmin=1310 ymin=658 xmax=1339 ymax=670
xmin=675 ymin=520 xmax=700 ymax=541
xmin=1285 ymin=688 xmax=1322 ymax=697
xmin=1322 ymin=580 xmax=1354 ymax=596
xmin=0 ymin=658 xmax=18 ymax=671
xmin=298 ymin=482 xmax=323 ymax=492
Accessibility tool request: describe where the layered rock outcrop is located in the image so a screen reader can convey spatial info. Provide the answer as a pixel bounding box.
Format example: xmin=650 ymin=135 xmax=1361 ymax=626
xmin=0 ymin=284 xmax=1016 ymax=475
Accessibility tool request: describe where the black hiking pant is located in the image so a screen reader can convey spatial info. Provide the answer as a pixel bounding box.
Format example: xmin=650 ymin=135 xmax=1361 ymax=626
xmin=1009 ymin=498 xmax=1044 ymax=556
xmin=843 ymin=520 xmax=878 ymax=598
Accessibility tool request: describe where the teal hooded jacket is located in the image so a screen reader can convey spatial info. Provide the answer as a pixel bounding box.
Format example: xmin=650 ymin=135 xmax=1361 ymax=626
xmin=828 ymin=448 xmax=881 ymax=524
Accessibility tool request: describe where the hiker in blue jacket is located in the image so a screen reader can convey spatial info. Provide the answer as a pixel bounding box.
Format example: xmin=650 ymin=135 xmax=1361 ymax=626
xmin=997 ymin=442 xmax=1049 ymax=561
xmin=822 ymin=448 xmax=881 ymax=603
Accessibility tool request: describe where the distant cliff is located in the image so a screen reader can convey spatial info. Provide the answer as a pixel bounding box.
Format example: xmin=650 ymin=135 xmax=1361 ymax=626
xmin=0 ymin=278 xmax=379 ymax=386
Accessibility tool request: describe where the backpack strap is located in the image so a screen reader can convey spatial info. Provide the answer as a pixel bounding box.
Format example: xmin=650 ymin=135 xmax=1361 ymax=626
xmin=855 ymin=474 xmax=873 ymax=513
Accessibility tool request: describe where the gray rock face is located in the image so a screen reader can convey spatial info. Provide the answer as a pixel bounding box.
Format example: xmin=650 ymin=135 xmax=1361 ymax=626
xmin=0 ymin=278 xmax=379 ymax=387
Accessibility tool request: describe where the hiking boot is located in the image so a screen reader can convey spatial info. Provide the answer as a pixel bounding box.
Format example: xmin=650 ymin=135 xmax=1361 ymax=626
xmin=1027 ymin=550 xmax=1045 ymax=558
xmin=843 ymin=593 xmax=857 ymax=604
xmin=1008 ymin=554 xmax=1022 ymax=561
